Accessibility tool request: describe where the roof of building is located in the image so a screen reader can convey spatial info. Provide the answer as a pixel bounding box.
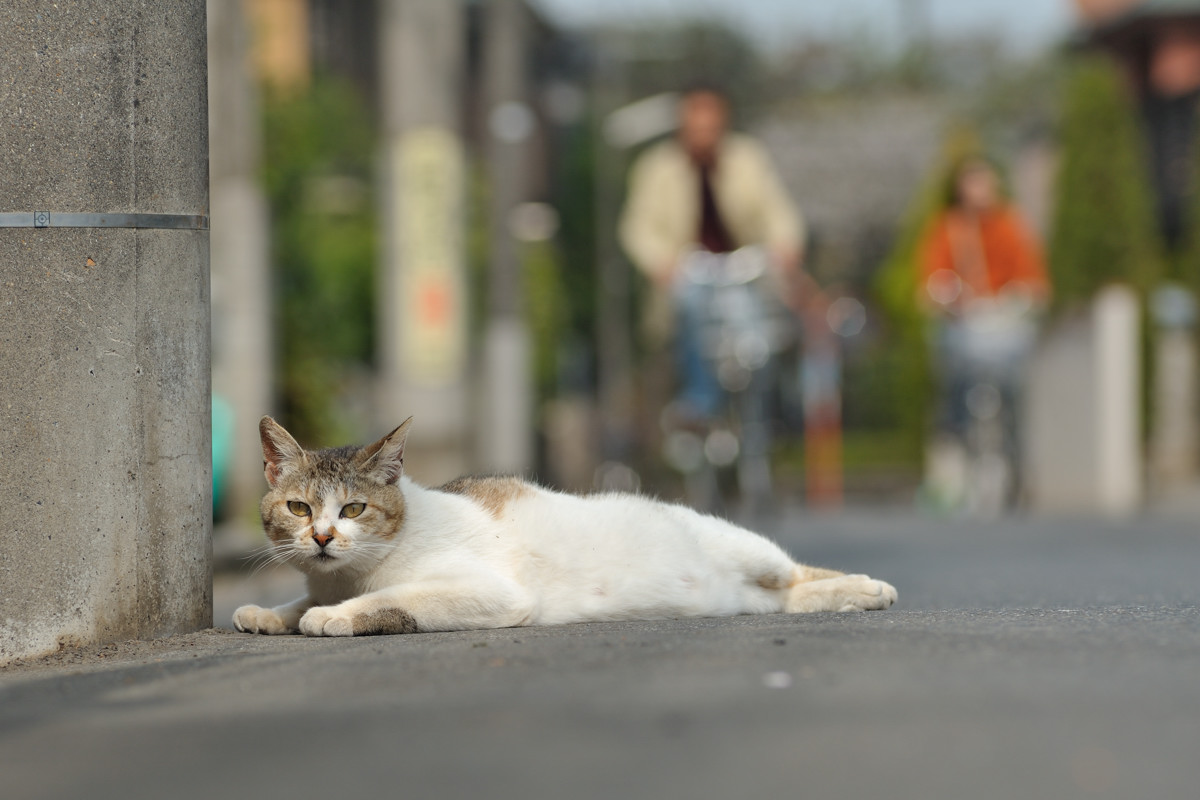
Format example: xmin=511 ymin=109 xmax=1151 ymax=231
xmin=1085 ymin=0 xmax=1200 ymax=47
xmin=1105 ymin=0 xmax=1200 ymax=25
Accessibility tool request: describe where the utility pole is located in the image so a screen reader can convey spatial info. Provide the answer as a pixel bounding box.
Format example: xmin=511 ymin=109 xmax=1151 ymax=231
xmin=377 ymin=0 xmax=470 ymax=484
xmin=208 ymin=0 xmax=273 ymax=522
xmin=0 ymin=1 xmax=211 ymax=662
xmin=480 ymin=0 xmax=534 ymax=474
xmin=593 ymin=35 xmax=638 ymax=487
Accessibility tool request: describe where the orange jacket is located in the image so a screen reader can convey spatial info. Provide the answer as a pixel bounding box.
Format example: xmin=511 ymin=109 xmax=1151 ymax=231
xmin=918 ymin=207 xmax=1049 ymax=301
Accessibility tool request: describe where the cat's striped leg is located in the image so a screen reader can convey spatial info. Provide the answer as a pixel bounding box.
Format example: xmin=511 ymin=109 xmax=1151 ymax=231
xmin=798 ymin=565 xmax=846 ymax=581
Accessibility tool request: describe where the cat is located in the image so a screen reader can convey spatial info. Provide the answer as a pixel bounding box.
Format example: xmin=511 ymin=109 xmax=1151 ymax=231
xmin=233 ymin=417 xmax=897 ymax=637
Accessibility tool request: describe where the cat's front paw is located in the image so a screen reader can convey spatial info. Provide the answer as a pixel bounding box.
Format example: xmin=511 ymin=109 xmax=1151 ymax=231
xmin=233 ymin=604 xmax=293 ymax=635
xmin=298 ymin=606 xmax=355 ymax=637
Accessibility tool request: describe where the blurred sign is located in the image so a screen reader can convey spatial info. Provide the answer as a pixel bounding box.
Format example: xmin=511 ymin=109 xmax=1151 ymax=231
xmin=393 ymin=128 xmax=466 ymax=386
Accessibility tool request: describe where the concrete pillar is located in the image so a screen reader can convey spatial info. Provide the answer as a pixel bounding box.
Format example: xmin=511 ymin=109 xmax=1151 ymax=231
xmin=1025 ymin=286 xmax=1142 ymax=515
xmin=376 ymin=0 xmax=470 ymax=485
xmin=208 ymin=0 xmax=273 ymax=520
xmin=0 ymin=2 xmax=211 ymax=663
xmin=480 ymin=0 xmax=534 ymax=474
xmin=1148 ymin=285 xmax=1199 ymax=493
xmin=1151 ymin=330 xmax=1199 ymax=485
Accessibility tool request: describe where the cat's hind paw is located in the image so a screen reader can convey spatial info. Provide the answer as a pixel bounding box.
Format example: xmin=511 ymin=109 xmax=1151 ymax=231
xmin=832 ymin=575 xmax=898 ymax=611
xmin=233 ymin=604 xmax=293 ymax=635
xmin=785 ymin=574 xmax=898 ymax=613
xmin=298 ymin=607 xmax=354 ymax=637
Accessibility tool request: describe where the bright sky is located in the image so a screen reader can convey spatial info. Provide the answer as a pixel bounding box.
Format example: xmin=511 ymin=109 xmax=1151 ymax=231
xmin=531 ymin=0 xmax=1077 ymax=56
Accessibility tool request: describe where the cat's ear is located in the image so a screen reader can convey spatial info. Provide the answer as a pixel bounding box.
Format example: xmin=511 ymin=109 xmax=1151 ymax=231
xmin=358 ymin=417 xmax=413 ymax=485
xmin=259 ymin=416 xmax=306 ymax=488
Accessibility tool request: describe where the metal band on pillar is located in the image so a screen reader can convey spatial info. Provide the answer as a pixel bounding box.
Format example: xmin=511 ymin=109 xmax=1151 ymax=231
xmin=0 ymin=212 xmax=209 ymax=230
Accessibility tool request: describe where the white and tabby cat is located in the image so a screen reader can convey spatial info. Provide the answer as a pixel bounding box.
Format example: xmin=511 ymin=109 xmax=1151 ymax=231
xmin=233 ymin=417 xmax=896 ymax=637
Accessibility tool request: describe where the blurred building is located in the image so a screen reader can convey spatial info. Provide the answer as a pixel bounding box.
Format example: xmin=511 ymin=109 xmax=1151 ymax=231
xmin=248 ymin=0 xmax=577 ymax=188
xmin=1077 ymin=0 xmax=1200 ymax=247
xmin=210 ymin=0 xmax=274 ymax=523
xmin=218 ymin=0 xmax=590 ymax=488
xmin=1075 ymin=0 xmax=1200 ymax=497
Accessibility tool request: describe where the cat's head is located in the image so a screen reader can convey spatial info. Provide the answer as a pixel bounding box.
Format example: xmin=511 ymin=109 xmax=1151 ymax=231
xmin=258 ymin=417 xmax=412 ymax=574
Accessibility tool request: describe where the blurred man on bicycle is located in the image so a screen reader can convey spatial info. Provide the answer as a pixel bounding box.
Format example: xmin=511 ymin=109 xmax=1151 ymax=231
xmin=619 ymin=84 xmax=819 ymax=422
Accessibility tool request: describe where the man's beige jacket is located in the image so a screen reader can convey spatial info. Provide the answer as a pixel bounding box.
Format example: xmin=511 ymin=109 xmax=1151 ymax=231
xmin=618 ymin=132 xmax=805 ymax=283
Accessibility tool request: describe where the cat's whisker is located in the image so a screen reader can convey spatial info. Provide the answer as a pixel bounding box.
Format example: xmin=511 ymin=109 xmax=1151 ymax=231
xmin=353 ymin=540 xmax=398 ymax=554
xmin=239 ymin=544 xmax=273 ymax=561
xmin=241 ymin=544 xmax=279 ymax=561
xmin=242 ymin=552 xmax=276 ymax=573
xmin=351 ymin=542 xmax=403 ymax=562
xmin=243 ymin=555 xmax=281 ymax=572
xmin=245 ymin=559 xmax=278 ymax=578
xmin=244 ymin=543 xmax=304 ymax=577
xmin=241 ymin=542 xmax=282 ymax=557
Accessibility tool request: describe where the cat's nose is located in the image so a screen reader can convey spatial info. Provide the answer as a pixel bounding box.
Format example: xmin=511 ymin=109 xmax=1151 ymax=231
xmin=312 ymin=532 xmax=333 ymax=548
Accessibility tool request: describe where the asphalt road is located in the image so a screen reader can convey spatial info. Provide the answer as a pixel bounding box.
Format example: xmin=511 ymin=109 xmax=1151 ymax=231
xmin=4 ymin=509 xmax=1200 ymax=800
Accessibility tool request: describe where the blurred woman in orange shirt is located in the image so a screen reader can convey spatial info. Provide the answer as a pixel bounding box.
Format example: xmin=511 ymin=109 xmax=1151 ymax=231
xmin=920 ymin=156 xmax=1050 ymax=311
xmin=917 ymin=156 xmax=1050 ymax=511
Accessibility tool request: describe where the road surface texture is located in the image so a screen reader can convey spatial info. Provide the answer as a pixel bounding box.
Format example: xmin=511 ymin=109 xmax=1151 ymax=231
xmin=4 ymin=509 xmax=1199 ymax=800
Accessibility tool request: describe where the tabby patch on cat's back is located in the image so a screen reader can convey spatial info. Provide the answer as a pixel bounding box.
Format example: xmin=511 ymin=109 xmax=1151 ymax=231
xmin=233 ymin=417 xmax=896 ymax=638
xmin=438 ymin=475 xmax=533 ymax=518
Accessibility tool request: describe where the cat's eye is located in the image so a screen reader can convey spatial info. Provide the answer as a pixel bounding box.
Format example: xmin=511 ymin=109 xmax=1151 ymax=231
xmin=286 ymin=501 xmax=311 ymax=517
xmin=340 ymin=502 xmax=366 ymax=519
